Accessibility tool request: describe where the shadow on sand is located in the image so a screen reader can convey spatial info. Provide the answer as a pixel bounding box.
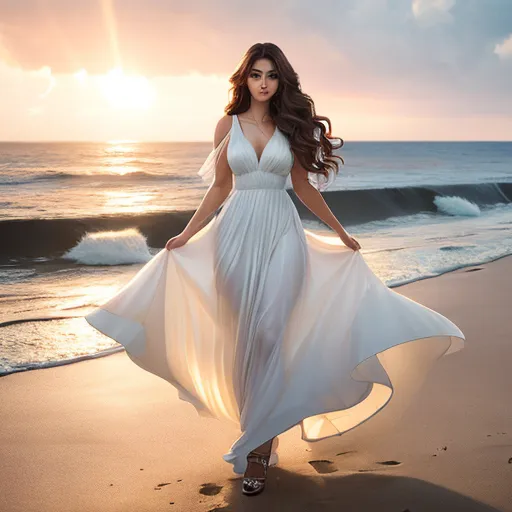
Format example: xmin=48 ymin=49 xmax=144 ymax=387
xmin=210 ymin=467 xmax=502 ymax=512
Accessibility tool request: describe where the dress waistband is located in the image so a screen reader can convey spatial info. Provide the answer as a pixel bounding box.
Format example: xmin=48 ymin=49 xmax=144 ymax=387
xmin=234 ymin=171 xmax=287 ymax=190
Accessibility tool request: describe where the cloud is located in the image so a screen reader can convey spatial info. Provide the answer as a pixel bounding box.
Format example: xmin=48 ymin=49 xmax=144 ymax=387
xmin=412 ymin=0 xmax=456 ymax=26
xmin=0 ymin=0 xmax=511 ymax=137
xmin=36 ymin=66 xmax=56 ymax=98
xmin=0 ymin=0 xmax=248 ymax=76
xmin=494 ymin=33 xmax=512 ymax=59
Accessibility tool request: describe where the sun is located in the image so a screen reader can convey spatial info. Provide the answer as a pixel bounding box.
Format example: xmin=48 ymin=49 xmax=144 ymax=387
xmin=98 ymin=67 xmax=156 ymax=110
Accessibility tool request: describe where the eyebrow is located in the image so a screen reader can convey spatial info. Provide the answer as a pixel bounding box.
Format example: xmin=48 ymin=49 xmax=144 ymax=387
xmin=251 ymin=68 xmax=277 ymax=73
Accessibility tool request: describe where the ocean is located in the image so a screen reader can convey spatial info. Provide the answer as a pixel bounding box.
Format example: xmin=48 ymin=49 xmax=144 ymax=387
xmin=1 ymin=140 xmax=511 ymax=376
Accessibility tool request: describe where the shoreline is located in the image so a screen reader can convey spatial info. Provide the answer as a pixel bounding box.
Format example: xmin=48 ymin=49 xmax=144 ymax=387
xmin=1 ymin=254 xmax=511 ymax=511
xmin=2 ymin=252 xmax=511 ymax=379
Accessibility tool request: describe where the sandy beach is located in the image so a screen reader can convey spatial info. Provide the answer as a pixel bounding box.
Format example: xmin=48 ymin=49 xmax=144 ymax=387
xmin=1 ymin=255 xmax=511 ymax=512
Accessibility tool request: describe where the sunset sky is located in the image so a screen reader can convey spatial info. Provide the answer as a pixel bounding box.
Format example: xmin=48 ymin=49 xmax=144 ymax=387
xmin=1 ymin=0 xmax=511 ymax=142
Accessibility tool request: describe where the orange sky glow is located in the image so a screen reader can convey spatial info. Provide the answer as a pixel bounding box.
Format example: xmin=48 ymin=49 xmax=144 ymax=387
xmin=1 ymin=0 xmax=511 ymax=142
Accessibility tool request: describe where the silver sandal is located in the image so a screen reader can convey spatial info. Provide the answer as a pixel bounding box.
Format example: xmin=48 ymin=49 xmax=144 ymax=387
xmin=242 ymin=450 xmax=271 ymax=496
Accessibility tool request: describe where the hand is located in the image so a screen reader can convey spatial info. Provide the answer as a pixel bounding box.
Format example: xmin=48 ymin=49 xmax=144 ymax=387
xmin=339 ymin=233 xmax=361 ymax=251
xmin=165 ymin=233 xmax=190 ymax=251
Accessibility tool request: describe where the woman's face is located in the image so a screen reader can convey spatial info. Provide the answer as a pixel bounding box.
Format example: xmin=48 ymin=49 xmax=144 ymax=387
xmin=246 ymin=58 xmax=279 ymax=103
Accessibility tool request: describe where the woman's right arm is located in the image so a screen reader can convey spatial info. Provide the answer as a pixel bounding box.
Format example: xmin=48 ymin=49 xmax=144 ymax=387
xmin=166 ymin=116 xmax=233 ymax=250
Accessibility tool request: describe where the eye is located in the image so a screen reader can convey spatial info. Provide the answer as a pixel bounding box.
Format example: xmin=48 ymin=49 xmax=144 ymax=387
xmin=250 ymin=72 xmax=279 ymax=79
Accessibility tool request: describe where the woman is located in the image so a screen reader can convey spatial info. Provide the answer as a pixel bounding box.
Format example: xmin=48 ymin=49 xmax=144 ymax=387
xmin=85 ymin=42 xmax=465 ymax=497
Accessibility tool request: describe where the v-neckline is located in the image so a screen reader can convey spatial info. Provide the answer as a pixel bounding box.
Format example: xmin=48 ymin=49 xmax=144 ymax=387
xmin=234 ymin=114 xmax=278 ymax=165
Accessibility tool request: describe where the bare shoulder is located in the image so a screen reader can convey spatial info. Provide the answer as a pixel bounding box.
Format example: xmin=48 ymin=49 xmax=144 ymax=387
xmin=214 ymin=115 xmax=233 ymax=148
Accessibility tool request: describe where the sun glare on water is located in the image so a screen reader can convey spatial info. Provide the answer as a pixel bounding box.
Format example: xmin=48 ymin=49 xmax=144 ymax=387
xmin=98 ymin=68 xmax=156 ymax=110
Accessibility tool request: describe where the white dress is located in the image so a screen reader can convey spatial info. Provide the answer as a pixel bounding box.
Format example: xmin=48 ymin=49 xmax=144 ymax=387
xmin=85 ymin=114 xmax=465 ymax=474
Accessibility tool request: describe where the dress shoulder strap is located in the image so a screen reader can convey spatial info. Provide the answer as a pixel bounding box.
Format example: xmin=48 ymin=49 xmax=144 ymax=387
xmin=197 ymin=117 xmax=233 ymax=184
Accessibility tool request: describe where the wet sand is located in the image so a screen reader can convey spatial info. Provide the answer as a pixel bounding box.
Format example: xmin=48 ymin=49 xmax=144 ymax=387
xmin=1 ymin=256 xmax=511 ymax=512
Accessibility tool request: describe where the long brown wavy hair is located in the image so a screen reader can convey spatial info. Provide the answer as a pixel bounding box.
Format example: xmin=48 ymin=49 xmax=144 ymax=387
xmin=225 ymin=42 xmax=344 ymax=182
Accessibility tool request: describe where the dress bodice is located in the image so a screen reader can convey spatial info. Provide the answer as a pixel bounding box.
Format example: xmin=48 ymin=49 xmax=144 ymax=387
xmin=227 ymin=114 xmax=294 ymax=190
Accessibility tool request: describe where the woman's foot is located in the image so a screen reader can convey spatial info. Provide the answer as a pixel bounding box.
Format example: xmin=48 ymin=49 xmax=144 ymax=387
xmin=242 ymin=438 xmax=274 ymax=496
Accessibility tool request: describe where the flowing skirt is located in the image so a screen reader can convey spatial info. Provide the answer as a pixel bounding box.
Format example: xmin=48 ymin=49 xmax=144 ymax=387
xmin=85 ymin=188 xmax=465 ymax=474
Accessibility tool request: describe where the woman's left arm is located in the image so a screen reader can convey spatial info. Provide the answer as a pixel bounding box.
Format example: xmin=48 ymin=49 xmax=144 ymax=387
xmin=290 ymin=155 xmax=360 ymax=250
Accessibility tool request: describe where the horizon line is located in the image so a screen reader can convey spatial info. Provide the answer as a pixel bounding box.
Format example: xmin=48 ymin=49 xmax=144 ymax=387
xmin=1 ymin=139 xmax=511 ymax=144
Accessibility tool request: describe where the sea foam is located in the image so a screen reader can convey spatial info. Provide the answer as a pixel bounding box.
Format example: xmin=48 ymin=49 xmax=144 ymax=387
xmin=434 ymin=195 xmax=481 ymax=217
xmin=63 ymin=228 xmax=152 ymax=265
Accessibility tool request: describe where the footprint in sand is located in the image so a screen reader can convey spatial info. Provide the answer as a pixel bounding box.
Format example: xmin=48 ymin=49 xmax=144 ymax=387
xmin=308 ymin=460 xmax=338 ymax=474
xmin=357 ymin=460 xmax=402 ymax=472
xmin=432 ymin=446 xmax=448 ymax=456
xmin=199 ymin=483 xmax=223 ymax=496
xmin=153 ymin=481 xmax=172 ymax=491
